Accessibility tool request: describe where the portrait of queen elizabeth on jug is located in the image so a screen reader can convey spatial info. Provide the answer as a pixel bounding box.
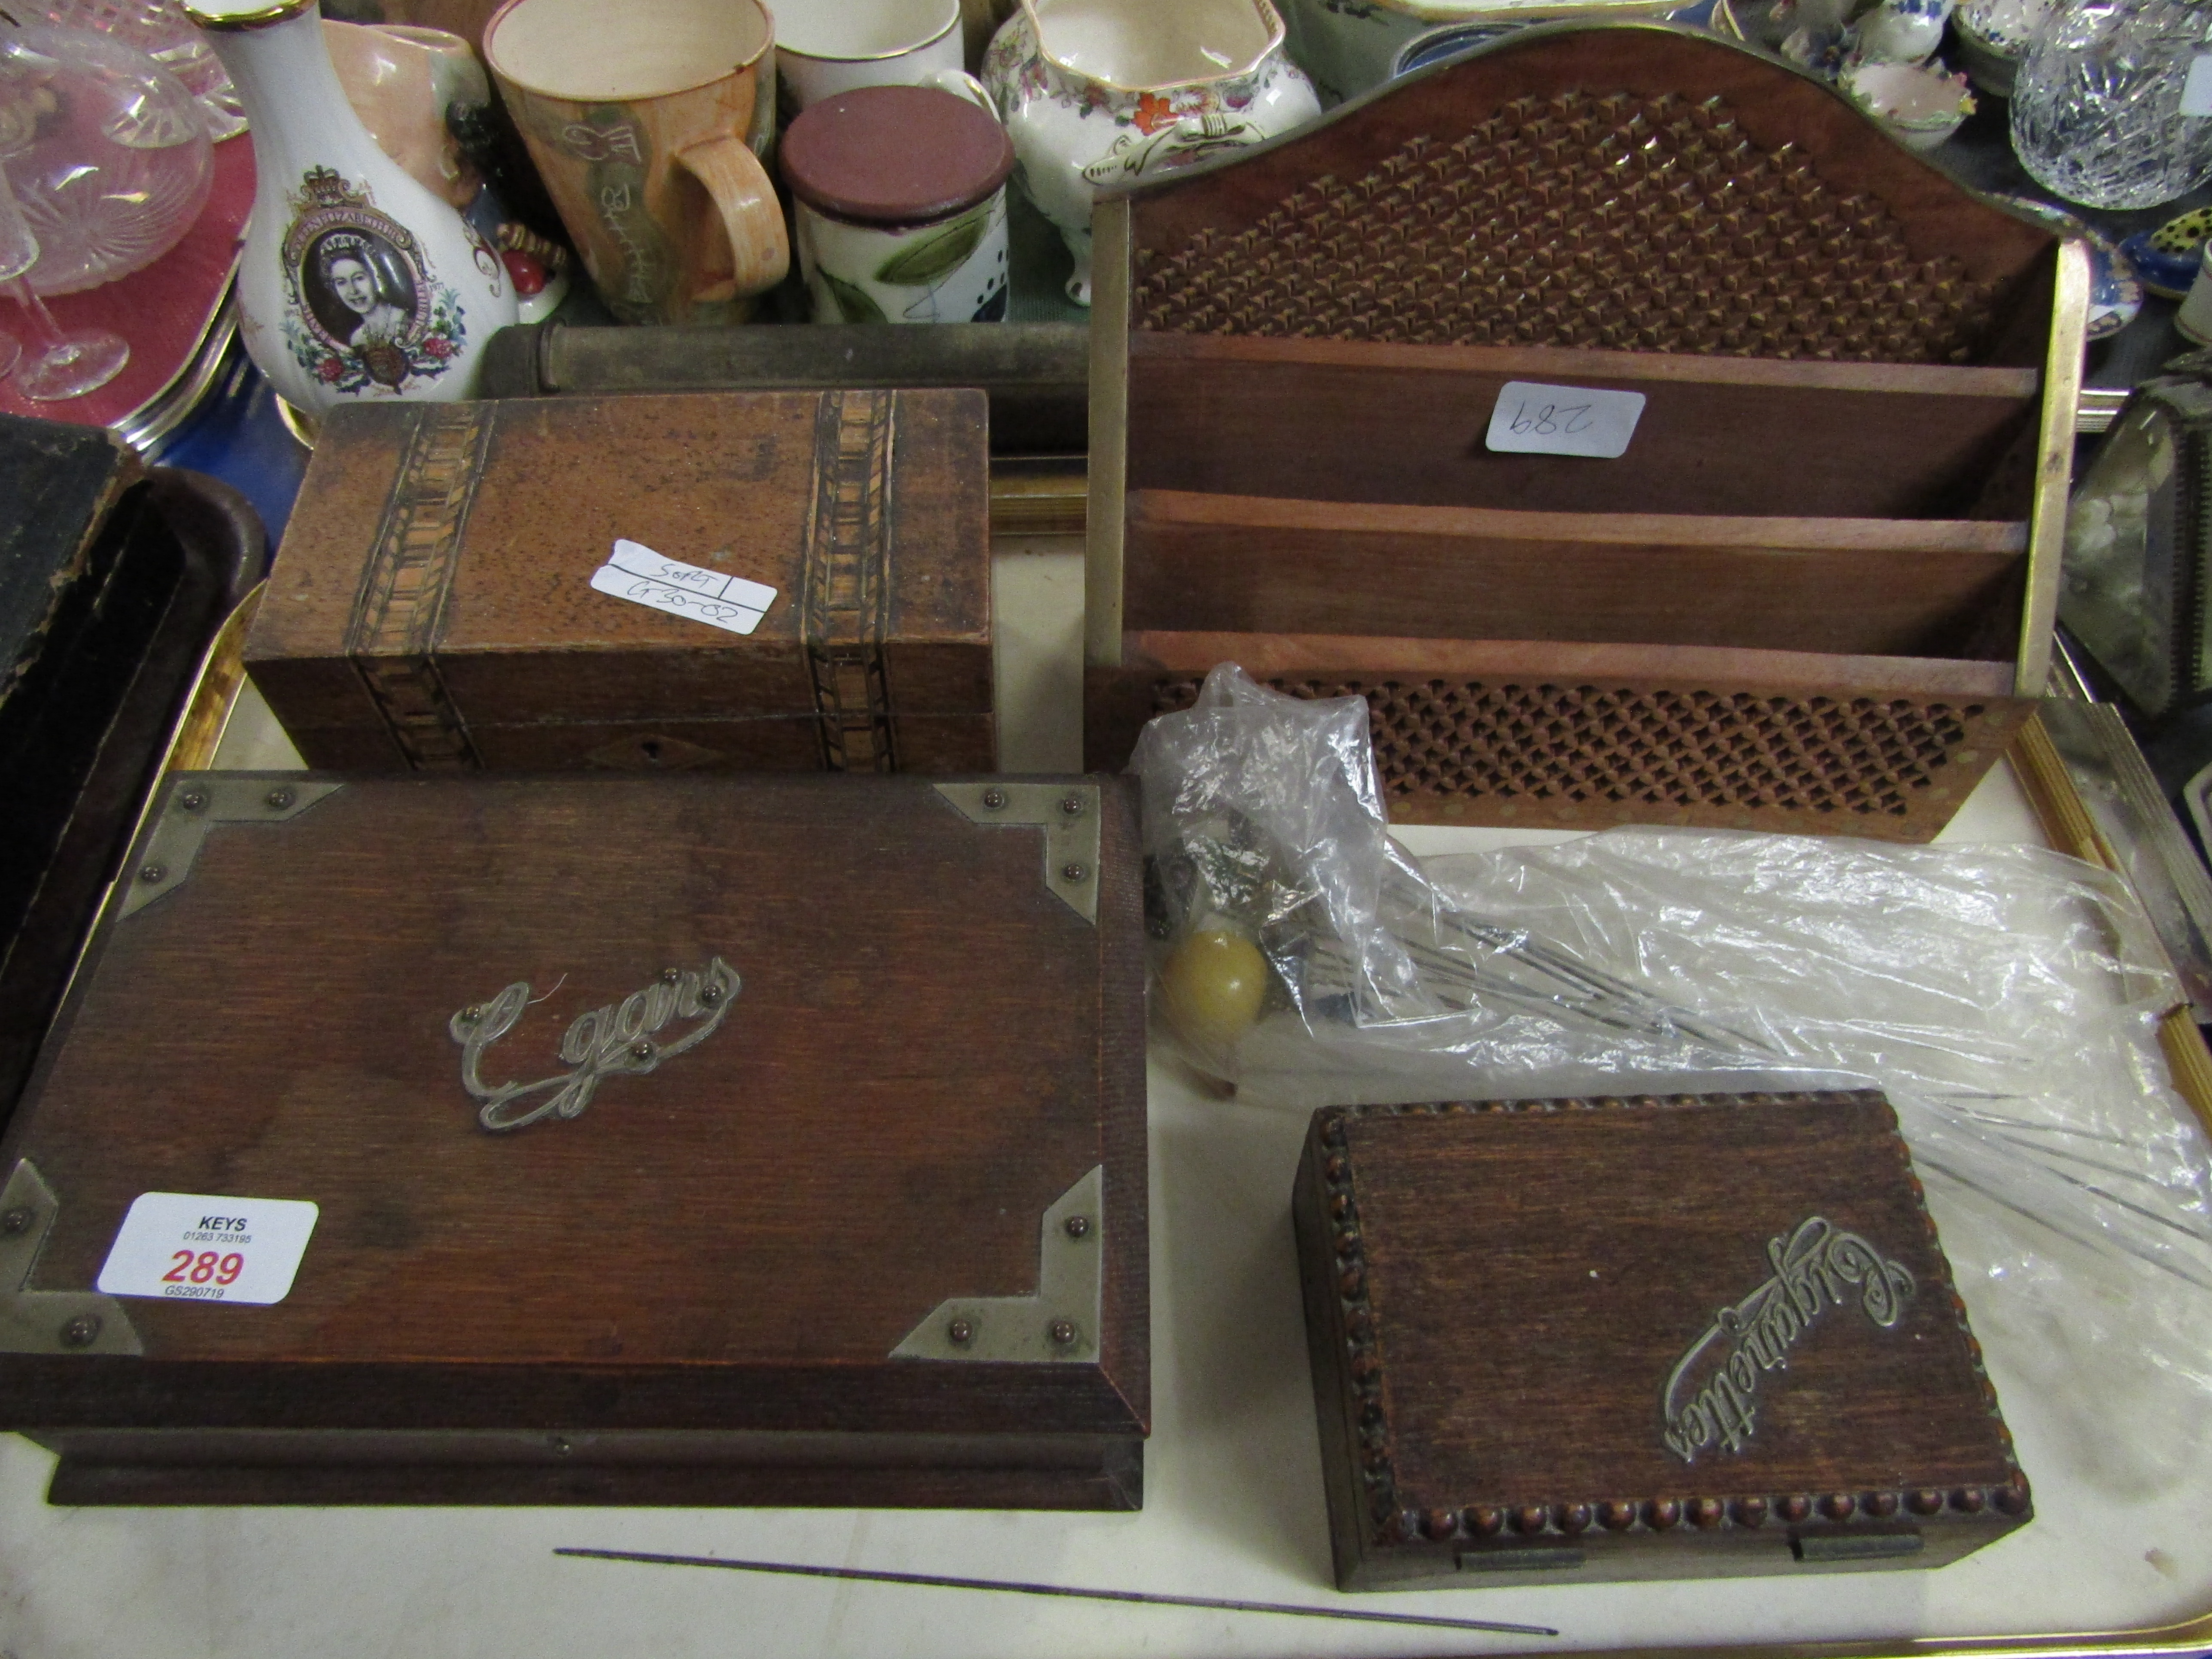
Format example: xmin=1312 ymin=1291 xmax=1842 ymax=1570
xmin=301 ymin=228 xmax=424 ymax=387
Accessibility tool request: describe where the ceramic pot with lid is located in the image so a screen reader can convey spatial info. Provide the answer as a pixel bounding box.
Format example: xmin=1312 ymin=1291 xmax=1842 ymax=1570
xmin=780 ymin=82 xmax=1015 ymax=324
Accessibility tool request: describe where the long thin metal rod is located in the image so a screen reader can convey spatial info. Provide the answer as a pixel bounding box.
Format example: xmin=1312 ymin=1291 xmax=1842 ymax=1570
xmin=554 ymin=1547 xmax=1561 ymax=1637
xmin=1917 ymin=1158 xmax=2212 ymax=1294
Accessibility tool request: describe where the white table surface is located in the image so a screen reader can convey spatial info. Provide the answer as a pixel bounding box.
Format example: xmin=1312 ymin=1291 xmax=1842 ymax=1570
xmin=4 ymin=546 xmax=2206 ymax=1659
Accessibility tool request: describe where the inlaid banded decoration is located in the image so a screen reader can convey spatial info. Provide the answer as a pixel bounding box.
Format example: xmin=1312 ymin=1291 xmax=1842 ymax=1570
xmin=1133 ymin=90 xmax=2001 ymax=364
xmin=801 ymin=389 xmax=898 ymax=772
xmin=344 ymin=401 xmax=496 ymax=769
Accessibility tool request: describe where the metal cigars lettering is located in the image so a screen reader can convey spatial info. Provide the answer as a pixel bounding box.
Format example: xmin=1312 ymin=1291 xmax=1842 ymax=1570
xmin=448 ymin=957 xmax=740 ymax=1132
xmin=1660 ymin=1215 xmax=1917 ymax=1463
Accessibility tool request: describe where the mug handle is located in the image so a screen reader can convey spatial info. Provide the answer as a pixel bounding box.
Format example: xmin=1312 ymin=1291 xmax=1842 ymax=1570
xmin=672 ymin=133 xmax=791 ymax=303
xmin=921 ymin=67 xmax=998 ymax=116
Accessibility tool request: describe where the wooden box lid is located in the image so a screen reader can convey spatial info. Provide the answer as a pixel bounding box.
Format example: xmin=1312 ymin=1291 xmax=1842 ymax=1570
xmin=244 ymin=389 xmax=991 ymax=770
xmin=1294 ymin=1092 xmax=2028 ymax=1589
xmin=0 ymin=772 xmax=1144 ymax=1507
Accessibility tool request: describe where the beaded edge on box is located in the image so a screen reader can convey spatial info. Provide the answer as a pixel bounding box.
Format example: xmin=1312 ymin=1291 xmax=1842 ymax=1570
xmin=1316 ymin=1091 xmax=2031 ymax=1550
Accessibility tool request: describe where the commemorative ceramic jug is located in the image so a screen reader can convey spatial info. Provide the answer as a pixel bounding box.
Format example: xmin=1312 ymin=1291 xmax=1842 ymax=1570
xmin=982 ymin=0 xmax=1319 ymax=304
xmin=183 ymin=0 xmax=515 ymax=416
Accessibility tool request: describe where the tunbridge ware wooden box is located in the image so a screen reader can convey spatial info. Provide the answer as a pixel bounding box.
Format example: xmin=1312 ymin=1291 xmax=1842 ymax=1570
xmin=246 ymin=388 xmax=993 ymax=774
xmin=0 ymin=771 xmax=1146 ymax=1507
xmin=1293 ymin=1092 xmax=2028 ymax=1590
xmin=1084 ymin=24 xmax=2086 ymax=840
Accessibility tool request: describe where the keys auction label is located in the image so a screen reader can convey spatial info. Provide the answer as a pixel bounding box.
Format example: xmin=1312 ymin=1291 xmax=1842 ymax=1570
xmin=96 ymin=1193 xmax=319 ymax=1305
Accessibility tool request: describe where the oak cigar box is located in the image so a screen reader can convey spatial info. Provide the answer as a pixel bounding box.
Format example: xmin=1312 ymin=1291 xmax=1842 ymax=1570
xmin=1293 ymin=1092 xmax=2028 ymax=1590
xmin=0 ymin=771 xmax=1146 ymax=1507
xmin=245 ymin=388 xmax=994 ymax=775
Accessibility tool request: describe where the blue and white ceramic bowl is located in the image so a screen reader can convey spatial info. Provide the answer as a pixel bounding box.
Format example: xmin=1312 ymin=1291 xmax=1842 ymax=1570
xmin=1387 ymin=4 xmax=1707 ymax=82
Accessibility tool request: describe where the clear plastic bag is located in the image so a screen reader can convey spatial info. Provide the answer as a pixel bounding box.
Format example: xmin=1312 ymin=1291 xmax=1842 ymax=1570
xmin=1134 ymin=665 xmax=2212 ymax=1426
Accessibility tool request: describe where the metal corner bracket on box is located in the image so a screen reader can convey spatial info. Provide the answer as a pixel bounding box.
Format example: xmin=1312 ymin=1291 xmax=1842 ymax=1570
xmin=0 ymin=1161 xmax=141 ymax=1356
xmin=891 ymin=1164 xmax=1105 ymax=1363
xmin=933 ymin=781 xmax=1101 ymax=924
xmin=124 ymin=776 xmax=345 ymax=917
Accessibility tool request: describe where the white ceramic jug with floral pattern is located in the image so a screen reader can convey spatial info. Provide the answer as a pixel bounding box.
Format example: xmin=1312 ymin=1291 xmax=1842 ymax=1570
xmin=184 ymin=0 xmax=516 ymax=417
xmin=983 ymin=0 xmax=1319 ymax=304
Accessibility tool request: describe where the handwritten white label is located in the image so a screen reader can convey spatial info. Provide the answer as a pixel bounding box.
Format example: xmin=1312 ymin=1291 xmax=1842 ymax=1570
xmin=96 ymin=1192 xmax=318 ymax=1305
xmin=1485 ymin=380 xmax=1647 ymax=459
xmin=2185 ymin=54 xmax=2212 ymax=116
xmin=589 ymin=538 xmax=778 ymax=636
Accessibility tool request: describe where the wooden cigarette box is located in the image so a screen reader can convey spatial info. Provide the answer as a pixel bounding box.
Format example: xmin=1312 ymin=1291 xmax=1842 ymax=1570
xmin=246 ymin=388 xmax=993 ymax=774
xmin=1085 ymin=24 xmax=2085 ymax=840
xmin=0 ymin=771 xmax=1146 ymax=1507
xmin=1292 ymin=1093 xmax=2028 ymax=1590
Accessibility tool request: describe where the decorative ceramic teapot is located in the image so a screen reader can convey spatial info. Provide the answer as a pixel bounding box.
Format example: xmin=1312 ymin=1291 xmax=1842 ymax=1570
xmin=982 ymin=0 xmax=1318 ymax=304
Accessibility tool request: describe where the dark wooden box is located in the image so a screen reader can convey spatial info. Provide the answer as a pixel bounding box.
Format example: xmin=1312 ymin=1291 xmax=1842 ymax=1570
xmin=246 ymin=389 xmax=994 ymax=775
xmin=1293 ymin=1092 xmax=2028 ymax=1589
xmin=0 ymin=771 xmax=1145 ymax=1507
xmin=0 ymin=417 xmax=266 ymax=1127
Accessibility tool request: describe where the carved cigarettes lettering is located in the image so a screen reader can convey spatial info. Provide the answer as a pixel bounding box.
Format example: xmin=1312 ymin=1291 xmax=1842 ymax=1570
xmin=1659 ymin=1216 xmax=1916 ymax=1463
xmin=449 ymin=957 xmax=741 ymax=1133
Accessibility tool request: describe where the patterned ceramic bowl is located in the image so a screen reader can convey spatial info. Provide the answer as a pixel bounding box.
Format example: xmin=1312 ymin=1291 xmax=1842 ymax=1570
xmin=1840 ymin=59 xmax=1974 ymax=153
xmin=1994 ymin=194 xmax=2145 ymax=340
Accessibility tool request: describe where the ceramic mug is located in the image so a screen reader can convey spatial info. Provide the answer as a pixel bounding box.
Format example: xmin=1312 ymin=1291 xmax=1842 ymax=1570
xmin=324 ymin=20 xmax=488 ymax=210
xmin=484 ymin=0 xmax=788 ymax=325
xmin=776 ymin=0 xmax=992 ymax=112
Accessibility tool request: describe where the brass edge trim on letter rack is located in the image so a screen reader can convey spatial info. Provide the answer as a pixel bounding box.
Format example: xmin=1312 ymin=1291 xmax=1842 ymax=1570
xmin=890 ymin=1164 xmax=1103 ymax=1364
xmin=933 ymin=781 xmax=1100 ymax=924
xmin=0 ymin=1161 xmax=141 ymax=1356
xmin=122 ymin=775 xmax=345 ymax=917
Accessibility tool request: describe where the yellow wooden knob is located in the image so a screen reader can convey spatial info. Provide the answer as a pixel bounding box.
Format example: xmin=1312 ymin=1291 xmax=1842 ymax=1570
xmin=1161 ymin=930 xmax=1269 ymax=1051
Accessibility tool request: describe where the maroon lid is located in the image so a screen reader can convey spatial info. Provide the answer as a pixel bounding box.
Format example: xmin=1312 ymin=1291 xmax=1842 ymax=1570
xmin=780 ymin=84 xmax=1015 ymax=225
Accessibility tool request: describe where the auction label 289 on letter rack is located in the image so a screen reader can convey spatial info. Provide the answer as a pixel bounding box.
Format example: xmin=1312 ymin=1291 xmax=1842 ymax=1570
xmin=96 ymin=1192 xmax=319 ymax=1305
xmin=1484 ymin=380 xmax=1647 ymax=459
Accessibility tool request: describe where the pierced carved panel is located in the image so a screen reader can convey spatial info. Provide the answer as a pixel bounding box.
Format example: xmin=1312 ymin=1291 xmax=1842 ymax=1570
xmin=1133 ymin=90 xmax=1998 ymax=363
xmin=1143 ymin=674 xmax=2027 ymax=833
